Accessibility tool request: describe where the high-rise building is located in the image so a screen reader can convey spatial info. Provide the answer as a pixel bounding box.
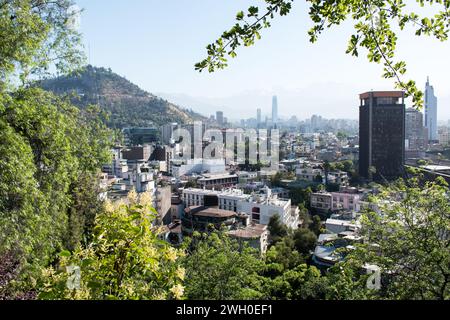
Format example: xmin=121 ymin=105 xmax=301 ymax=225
xmin=311 ymin=115 xmax=322 ymax=132
xmin=161 ymin=122 xmax=179 ymax=144
xmin=425 ymin=77 xmax=438 ymax=141
xmin=216 ymin=111 xmax=224 ymax=126
xmin=359 ymin=91 xmax=405 ymax=180
xmin=405 ymin=108 xmax=427 ymax=151
xmin=438 ymin=127 xmax=450 ymax=146
xmin=272 ymin=96 xmax=278 ymax=124
xmin=123 ymin=127 xmax=159 ymax=145
xmin=257 ymin=108 xmax=262 ymax=125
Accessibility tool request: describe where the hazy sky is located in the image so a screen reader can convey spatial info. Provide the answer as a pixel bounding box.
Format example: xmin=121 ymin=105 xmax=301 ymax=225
xmin=75 ymin=0 xmax=450 ymax=120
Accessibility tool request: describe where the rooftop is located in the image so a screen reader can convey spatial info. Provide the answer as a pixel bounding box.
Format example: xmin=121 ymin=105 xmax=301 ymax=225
xmin=228 ymin=224 xmax=267 ymax=239
xmin=187 ymin=206 xmax=236 ymax=218
xmin=359 ymin=91 xmax=404 ymax=99
xmin=198 ymin=173 xmax=238 ymax=181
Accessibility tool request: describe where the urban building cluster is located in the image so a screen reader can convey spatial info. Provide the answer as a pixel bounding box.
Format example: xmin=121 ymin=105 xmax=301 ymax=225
xmin=98 ymin=77 xmax=448 ymax=269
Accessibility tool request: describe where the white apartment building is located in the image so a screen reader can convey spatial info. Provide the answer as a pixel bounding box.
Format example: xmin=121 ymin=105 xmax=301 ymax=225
xmin=182 ymin=187 xmax=299 ymax=229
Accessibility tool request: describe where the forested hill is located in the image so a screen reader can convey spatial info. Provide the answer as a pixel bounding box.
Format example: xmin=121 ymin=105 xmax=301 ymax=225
xmin=37 ymin=65 xmax=205 ymax=128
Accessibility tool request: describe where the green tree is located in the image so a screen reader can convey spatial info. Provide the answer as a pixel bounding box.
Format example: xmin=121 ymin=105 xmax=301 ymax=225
xmin=0 ymin=0 xmax=84 ymax=87
xmin=268 ymin=215 xmax=289 ymax=244
xmin=184 ymin=179 xmax=198 ymax=189
xmin=1 ymin=1 xmax=111 ymax=298
xmin=1 ymin=87 xmax=111 ymax=249
xmin=328 ymin=177 xmax=450 ymax=300
xmin=336 ymin=132 xmax=348 ymax=141
xmin=325 ymin=262 xmax=372 ymax=300
xmin=182 ymin=231 xmax=265 ymax=300
xmin=38 ymin=192 xmax=185 ymax=300
xmin=263 ymin=236 xmax=326 ymax=300
xmin=271 ymin=172 xmax=283 ymax=187
xmin=264 ymin=236 xmax=305 ymax=277
xmin=65 ymin=172 xmax=105 ymax=251
xmin=264 ymin=264 xmax=326 ymax=300
xmin=298 ymin=203 xmax=312 ymax=227
xmin=289 ymin=186 xmax=312 ymax=207
xmin=293 ymin=228 xmax=317 ymax=256
xmin=310 ymin=215 xmax=323 ymax=236
xmin=195 ymin=0 xmax=450 ymax=108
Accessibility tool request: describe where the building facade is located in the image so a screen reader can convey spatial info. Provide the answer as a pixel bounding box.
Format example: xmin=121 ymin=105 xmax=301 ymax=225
xmin=272 ymin=96 xmax=278 ymax=125
xmin=182 ymin=187 xmax=299 ymax=229
xmin=310 ymin=192 xmax=333 ymax=213
xmin=161 ymin=122 xmax=179 ymax=144
xmin=197 ymin=173 xmax=239 ymax=190
xmin=405 ymin=108 xmax=427 ymax=151
xmin=216 ymin=111 xmax=224 ymax=126
xmin=359 ymin=91 xmax=405 ymax=180
xmin=425 ymin=77 xmax=438 ymax=141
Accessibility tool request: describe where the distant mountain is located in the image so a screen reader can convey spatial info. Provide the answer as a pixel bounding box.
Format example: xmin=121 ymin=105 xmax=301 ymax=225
xmin=37 ymin=65 xmax=205 ymax=128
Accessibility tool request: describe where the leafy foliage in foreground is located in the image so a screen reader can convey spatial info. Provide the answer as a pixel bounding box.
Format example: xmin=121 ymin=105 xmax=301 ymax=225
xmin=38 ymin=192 xmax=185 ymax=300
xmin=331 ymin=177 xmax=450 ymax=300
xmin=0 ymin=87 xmax=112 ymax=298
xmin=182 ymin=177 xmax=449 ymax=300
xmin=182 ymin=230 xmax=325 ymax=300
xmin=0 ymin=0 xmax=84 ymax=87
xmin=182 ymin=232 xmax=266 ymax=300
xmin=1 ymin=0 xmax=103 ymax=298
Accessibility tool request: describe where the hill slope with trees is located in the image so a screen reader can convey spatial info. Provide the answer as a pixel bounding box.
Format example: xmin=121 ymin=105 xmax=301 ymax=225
xmin=38 ymin=65 xmax=205 ymax=128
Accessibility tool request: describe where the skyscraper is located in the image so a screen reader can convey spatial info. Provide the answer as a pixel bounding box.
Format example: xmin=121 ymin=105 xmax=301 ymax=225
xmin=405 ymin=108 xmax=427 ymax=151
xmin=161 ymin=122 xmax=179 ymax=144
xmin=425 ymin=77 xmax=438 ymax=141
xmin=359 ymin=91 xmax=405 ymax=180
xmin=272 ymin=96 xmax=278 ymax=124
xmin=257 ymin=108 xmax=262 ymax=125
xmin=216 ymin=111 xmax=224 ymax=126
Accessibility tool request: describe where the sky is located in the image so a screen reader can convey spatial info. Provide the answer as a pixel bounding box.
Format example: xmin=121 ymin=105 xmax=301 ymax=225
xmin=75 ymin=0 xmax=450 ymax=121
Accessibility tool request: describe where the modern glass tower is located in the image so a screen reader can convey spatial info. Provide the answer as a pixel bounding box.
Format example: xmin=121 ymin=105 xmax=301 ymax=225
xmin=257 ymin=108 xmax=262 ymax=125
xmin=272 ymin=96 xmax=278 ymax=124
xmin=425 ymin=77 xmax=438 ymax=141
xmin=359 ymin=91 xmax=405 ymax=181
xmin=216 ymin=111 xmax=224 ymax=126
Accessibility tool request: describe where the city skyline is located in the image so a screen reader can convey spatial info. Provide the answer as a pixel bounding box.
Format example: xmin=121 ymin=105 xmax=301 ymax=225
xmin=75 ymin=0 xmax=450 ymax=120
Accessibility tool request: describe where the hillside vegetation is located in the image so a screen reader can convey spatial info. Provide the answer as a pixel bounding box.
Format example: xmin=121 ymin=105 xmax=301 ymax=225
xmin=38 ymin=65 xmax=205 ymax=128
